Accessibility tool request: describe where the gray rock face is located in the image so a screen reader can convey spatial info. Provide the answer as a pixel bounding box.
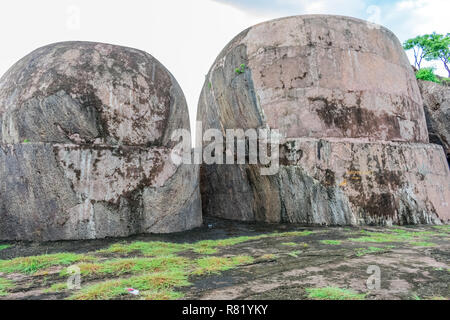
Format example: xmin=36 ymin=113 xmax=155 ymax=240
xmin=0 ymin=42 xmax=202 ymax=240
xmin=0 ymin=41 xmax=188 ymax=146
xmin=198 ymin=15 xmax=450 ymax=225
xmin=198 ymin=15 xmax=428 ymax=143
xmin=418 ymin=80 xmax=450 ymax=166
xmin=201 ymin=139 xmax=449 ymax=225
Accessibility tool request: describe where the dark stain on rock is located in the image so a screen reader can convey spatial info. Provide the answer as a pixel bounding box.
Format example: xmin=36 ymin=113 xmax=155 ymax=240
xmin=374 ymin=170 xmax=404 ymax=188
xmin=351 ymin=193 xmax=397 ymax=218
xmin=317 ymin=140 xmax=323 ymax=160
xmin=323 ymin=169 xmax=335 ymax=186
xmin=309 ymin=94 xmax=403 ymax=140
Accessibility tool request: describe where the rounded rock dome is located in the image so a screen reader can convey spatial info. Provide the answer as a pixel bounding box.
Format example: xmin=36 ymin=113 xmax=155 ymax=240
xmin=198 ymin=15 xmax=428 ymax=143
xmin=0 ymin=41 xmax=189 ymax=146
xmin=0 ymin=42 xmax=201 ymax=241
xmin=197 ymin=15 xmax=449 ymax=226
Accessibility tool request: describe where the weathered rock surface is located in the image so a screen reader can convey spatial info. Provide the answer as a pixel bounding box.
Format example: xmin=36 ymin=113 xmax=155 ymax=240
xmin=198 ymin=15 xmax=428 ymax=143
xmin=201 ymin=139 xmax=449 ymax=225
xmin=418 ymin=80 xmax=450 ymax=166
xmin=0 ymin=42 xmax=201 ymax=240
xmin=0 ymin=41 xmax=188 ymax=146
xmin=198 ymin=15 xmax=450 ymax=225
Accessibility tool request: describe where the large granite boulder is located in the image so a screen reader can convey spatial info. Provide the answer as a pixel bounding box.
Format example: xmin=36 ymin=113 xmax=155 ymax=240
xmin=0 ymin=42 xmax=202 ymax=240
xmin=198 ymin=15 xmax=450 ymax=225
xmin=418 ymin=79 xmax=450 ymax=166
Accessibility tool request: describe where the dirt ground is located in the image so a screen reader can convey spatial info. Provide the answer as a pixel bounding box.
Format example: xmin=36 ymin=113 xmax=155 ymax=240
xmin=0 ymin=218 xmax=449 ymax=300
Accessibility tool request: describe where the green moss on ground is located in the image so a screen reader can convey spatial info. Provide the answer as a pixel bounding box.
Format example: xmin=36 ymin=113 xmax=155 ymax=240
xmin=320 ymin=240 xmax=341 ymax=245
xmin=194 ymin=256 xmax=254 ymax=275
xmin=348 ymin=228 xmax=442 ymax=246
xmin=0 ymin=253 xmax=94 ymax=274
xmin=0 ymin=277 xmax=14 ymax=296
xmin=69 ymin=271 xmax=190 ymax=300
xmin=0 ymin=244 xmax=11 ymax=251
xmin=306 ymin=287 xmax=365 ymax=300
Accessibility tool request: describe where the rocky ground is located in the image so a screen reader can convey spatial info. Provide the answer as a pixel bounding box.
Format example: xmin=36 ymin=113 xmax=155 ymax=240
xmin=0 ymin=218 xmax=448 ymax=300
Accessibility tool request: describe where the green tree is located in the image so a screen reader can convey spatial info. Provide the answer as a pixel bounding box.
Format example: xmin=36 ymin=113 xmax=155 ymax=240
xmin=403 ymin=35 xmax=430 ymax=69
xmin=423 ymin=32 xmax=450 ymax=77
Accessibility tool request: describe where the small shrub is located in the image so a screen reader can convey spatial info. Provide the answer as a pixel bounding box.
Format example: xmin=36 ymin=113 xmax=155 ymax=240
xmin=235 ymin=63 xmax=246 ymax=74
xmin=415 ymin=68 xmax=440 ymax=83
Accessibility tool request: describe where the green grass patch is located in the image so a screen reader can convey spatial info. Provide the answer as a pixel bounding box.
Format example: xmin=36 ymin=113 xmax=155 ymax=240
xmin=193 ymin=256 xmax=254 ymax=275
xmin=432 ymin=225 xmax=450 ymax=234
xmin=191 ymin=236 xmax=259 ymax=255
xmin=410 ymin=241 xmax=436 ymax=247
xmin=306 ymin=287 xmax=365 ymax=300
xmin=259 ymin=254 xmax=277 ymax=260
xmin=98 ymin=231 xmax=316 ymax=257
xmin=97 ymin=241 xmax=187 ymax=257
xmin=69 ymin=271 xmax=190 ymax=300
xmin=349 ymin=228 xmax=441 ymax=245
xmin=0 ymin=230 xmax=317 ymax=278
xmin=44 ymin=282 xmax=68 ymax=293
xmin=61 ymin=256 xmax=189 ymax=277
xmin=0 ymin=244 xmax=11 ymax=251
xmin=281 ymin=242 xmax=297 ymax=246
xmin=0 ymin=253 xmax=94 ymax=274
xmin=411 ymin=293 xmax=421 ymax=300
xmin=320 ymin=240 xmax=341 ymax=245
xmin=0 ymin=277 xmax=14 ymax=296
xmin=287 ymin=251 xmax=301 ymax=258
xmin=66 ymin=253 xmax=255 ymax=300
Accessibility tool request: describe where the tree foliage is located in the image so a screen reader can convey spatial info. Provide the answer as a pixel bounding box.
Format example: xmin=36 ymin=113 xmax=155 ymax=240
xmin=403 ymin=35 xmax=430 ymax=69
xmin=403 ymin=33 xmax=450 ymax=77
xmin=424 ymin=33 xmax=450 ymax=77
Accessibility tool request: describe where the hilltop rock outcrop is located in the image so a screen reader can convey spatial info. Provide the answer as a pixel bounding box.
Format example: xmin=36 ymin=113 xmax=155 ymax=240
xmin=198 ymin=15 xmax=450 ymax=225
xmin=0 ymin=42 xmax=202 ymax=240
xmin=418 ymin=79 xmax=450 ymax=166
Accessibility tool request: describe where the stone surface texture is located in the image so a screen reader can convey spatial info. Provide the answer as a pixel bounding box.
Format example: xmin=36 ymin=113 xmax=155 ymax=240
xmin=198 ymin=15 xmax=450 ymax=225
xmin=418 ymin=79 xmax=450 ymax=166
xmin=0 ymin=42 xmax=201 ymax=240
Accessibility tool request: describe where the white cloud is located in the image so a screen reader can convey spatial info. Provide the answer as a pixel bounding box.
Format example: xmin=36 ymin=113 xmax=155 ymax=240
xmin=381 ymin=0 xmax=450 ymax=76
xmin=0 ymin=0 xmax=276 ymax=139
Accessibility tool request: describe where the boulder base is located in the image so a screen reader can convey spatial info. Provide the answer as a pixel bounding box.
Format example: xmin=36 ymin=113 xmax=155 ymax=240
xmin=201 ymin=139 xmax=449 ymax=225
xmin=418 ymin=80 xmax=450 ymax=166
xmin=197 ymin=15 xmax=450 ymax=225
xmin=0 ymin=143 xmax=201 ymax=240
xmin=0 ymin=41 xmax=202 ymax=240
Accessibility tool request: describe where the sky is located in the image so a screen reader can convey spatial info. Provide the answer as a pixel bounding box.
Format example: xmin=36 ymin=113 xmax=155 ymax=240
xmin=0 ymin=0 xmax=448 ymax=137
